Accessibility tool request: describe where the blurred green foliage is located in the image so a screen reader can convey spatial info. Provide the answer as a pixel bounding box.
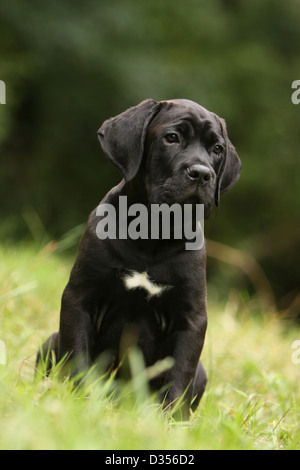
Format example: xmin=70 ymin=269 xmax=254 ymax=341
xmin=0 ymin=0 xmax=299 ymax=308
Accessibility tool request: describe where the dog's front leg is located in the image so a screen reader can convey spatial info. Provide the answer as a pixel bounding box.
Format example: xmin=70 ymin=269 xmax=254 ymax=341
xmin=58 ymin=283 xmax=96 ymax=379
xmin=163 ymin=315 xmax=207 ymax=419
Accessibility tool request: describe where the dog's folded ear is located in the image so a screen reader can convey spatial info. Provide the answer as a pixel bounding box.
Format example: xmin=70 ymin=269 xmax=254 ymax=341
xmin=98 ymin=99 xmax=162 ymax=182
xmin=214 ymin=117 xmax=241 ymax=207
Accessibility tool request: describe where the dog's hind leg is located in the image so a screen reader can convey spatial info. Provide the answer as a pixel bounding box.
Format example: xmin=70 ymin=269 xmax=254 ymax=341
xmin=191 ymin=360 xmax=207 ymax=412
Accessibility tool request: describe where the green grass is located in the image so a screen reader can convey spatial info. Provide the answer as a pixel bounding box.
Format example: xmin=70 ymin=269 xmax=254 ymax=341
xmin=0 ymin=243 xmax=299 ymax=450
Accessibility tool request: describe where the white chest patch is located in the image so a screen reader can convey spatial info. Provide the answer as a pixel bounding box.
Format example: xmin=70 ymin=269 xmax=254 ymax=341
xmin=122 ymin=271 xmax=171 ymax=299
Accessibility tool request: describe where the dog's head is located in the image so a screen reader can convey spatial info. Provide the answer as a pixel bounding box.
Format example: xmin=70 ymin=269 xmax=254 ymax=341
xmin=98 ymin=99 xmax=241 ymax=217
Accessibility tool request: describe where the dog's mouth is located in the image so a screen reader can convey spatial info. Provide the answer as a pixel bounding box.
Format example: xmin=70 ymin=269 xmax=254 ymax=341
xmin=182 ymin=195 xmax=201 ymax=206
xmin=180 ymin=192 xmax=213 ymax=220
xmin=148 ymin=179 xmax=214 ymax=211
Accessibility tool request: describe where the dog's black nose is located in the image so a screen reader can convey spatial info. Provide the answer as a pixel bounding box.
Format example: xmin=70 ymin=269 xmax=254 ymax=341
xmin=187 ymin=164 xmax=212 ymax=185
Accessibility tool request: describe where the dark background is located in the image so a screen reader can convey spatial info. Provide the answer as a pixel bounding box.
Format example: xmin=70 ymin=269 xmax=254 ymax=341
xmin=0 ymin=0 xmax=299 ymax=315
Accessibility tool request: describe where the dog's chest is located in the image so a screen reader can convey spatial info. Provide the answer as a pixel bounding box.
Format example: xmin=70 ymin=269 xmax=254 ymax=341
xmin=95 ymin=270 xmax=173 ymax=335
xmin=122 ymin=271 xmax=172 ymax=299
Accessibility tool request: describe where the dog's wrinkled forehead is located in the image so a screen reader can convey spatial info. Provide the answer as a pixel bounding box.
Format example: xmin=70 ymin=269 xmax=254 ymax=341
xmin=164 ymin=99 xmax=213 ymax=118
xmin=148 ymin=99 xmax=220 ymax=136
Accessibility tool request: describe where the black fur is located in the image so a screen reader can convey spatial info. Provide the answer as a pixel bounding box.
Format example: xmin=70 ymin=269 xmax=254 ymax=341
xmin=37 ymin=99 xmax=241 ymax=419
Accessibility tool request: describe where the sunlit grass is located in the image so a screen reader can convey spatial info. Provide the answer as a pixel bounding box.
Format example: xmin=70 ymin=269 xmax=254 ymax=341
xmin=0 ymin=243 xmax=299 ymax=450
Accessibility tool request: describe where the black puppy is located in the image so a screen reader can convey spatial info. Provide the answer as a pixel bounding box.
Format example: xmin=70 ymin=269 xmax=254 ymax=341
xmin=37 ymin=99 xmax=241 ymax=418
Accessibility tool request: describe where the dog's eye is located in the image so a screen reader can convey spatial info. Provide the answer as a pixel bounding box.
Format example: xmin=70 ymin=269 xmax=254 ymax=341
xmin=213 ymin=144 xmax=224 ymax=156
xmin=165 ymin=133 xmax=180 ymax=144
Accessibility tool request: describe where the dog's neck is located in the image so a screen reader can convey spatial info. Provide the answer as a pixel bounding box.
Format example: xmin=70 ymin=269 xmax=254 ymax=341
xmin=112 ymin=177 xmax=199 ymax=255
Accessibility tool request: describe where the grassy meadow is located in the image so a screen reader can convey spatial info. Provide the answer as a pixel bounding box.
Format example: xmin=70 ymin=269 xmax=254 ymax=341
xmin=0 ymin=243 xmax=299 ymax=450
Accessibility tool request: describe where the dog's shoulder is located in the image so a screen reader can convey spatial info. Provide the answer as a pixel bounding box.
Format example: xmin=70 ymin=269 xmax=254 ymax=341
xmin=68 ymin=183 xmax=126 ymax=284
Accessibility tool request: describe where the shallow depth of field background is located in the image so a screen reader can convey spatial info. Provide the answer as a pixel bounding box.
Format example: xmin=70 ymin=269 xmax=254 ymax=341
xmin=0 ymin=0 xmax=299 ymax=450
